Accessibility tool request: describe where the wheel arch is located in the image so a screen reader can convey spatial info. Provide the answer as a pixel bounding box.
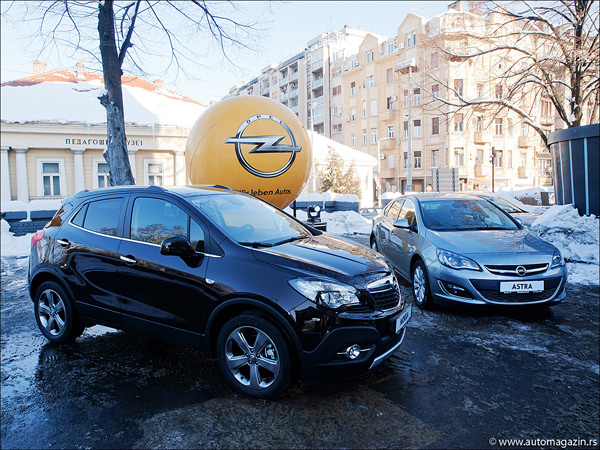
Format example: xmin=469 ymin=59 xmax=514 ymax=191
xmin=29 ymin=269 xmax=73 ymax=303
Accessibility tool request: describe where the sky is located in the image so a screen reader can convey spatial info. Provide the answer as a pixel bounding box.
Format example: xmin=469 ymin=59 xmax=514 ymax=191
xmin=1 ymin=1 xmax=450 ymax=105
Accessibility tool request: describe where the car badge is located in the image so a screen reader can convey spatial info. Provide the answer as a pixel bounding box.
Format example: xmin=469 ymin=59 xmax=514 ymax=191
xmin=516 ymin=266 xmax=527 ymax=276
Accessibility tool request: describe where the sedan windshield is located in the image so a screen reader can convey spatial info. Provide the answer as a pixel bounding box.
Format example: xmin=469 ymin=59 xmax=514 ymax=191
xmin=188 ymin=193 xmax=311 ymax=246
xmin=420 ymin=199 xmax=519 ymax=231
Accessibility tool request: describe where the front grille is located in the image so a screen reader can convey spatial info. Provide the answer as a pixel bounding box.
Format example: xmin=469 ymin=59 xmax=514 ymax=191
xmin=370 ymin=288 xmax=401 ymax=310
xmin=485 ymin=263 xmax=548 ymax=276
xmin=470 ymin=277 xmax=563 ymax=303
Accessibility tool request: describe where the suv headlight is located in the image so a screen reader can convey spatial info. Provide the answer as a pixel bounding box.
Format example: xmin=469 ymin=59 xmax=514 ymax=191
xmin=551 ymin=248 xmax=564 ymax=268
xmin=289 ymin=278 xmax=361 ymax=309
xmin=437 ymin=249 xmax=481 ymax=271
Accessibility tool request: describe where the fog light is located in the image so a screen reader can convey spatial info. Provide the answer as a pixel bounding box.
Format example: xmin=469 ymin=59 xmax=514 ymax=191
xmin=346 ymin=344 xmax=361 ymax=360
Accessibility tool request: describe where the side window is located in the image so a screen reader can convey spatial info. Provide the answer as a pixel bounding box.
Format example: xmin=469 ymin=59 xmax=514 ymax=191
xmin=385 ymin=200 xmax=403 ymax=221
xmin=76 ymin=198 xmax=123 ymax=236
xmin=398 ymin=199 xmax=418 ymax=231
xmin=190 ymin=219 xmax=205 ymax=252
xmin=130 ymin=198 xmax=188 ymax=245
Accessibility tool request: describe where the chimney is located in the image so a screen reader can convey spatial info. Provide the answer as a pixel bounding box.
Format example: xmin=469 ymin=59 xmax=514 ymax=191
xmin=153 ymin=79 xmax=164 ymax=88
xmin=33 ymin=60 xmax=46 ymax=74
xmin=76 ymin=61 xmax=85 ymax=80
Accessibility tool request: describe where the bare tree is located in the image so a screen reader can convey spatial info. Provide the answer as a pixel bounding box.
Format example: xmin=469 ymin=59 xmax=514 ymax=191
xmin=427 ymin=0 xmax=599 ymax=148
xmin=4 ymin=1 xmax=261 ymax=185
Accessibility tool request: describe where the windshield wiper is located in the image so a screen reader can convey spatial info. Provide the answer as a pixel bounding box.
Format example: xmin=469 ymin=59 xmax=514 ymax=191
xmin=239 ymin=241 xmax=274 ymax=248
xmin=272 ymin=235 xmax=310 ymax=246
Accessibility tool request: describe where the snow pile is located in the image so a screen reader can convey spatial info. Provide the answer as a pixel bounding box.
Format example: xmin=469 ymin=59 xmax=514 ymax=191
xmin=320 ymin=211 xmax=372 ymax=235
xmin=296 ymin=191 xmax=359 ymax=204
xmin=488 ymin=187 xmax=550 ymax=214
xmin=1 ymin=220 xmax=32 ymax=257
xmin=532 ymin=205 xmax=599 ymax=285
xmin=1 ymin=199 xmax=63 ymax=220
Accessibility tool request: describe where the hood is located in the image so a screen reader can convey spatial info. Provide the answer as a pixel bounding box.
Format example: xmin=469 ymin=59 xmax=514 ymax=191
xmin=426 ymin=229 xmax=556 ymax=257
xmin=251 ymin=234 xmax=390 ymax=285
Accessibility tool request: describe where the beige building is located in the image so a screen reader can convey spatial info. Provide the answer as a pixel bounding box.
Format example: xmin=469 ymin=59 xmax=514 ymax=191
xmin=1 ymin=64 xmax=207 ymax=203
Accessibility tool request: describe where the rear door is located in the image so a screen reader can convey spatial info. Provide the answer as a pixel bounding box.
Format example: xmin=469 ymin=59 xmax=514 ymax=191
xmin=54 ymin=195 xmax=127 ymax=326
xmin=117 ymin=195 xmax=213 ymax=344
xmin=378 ymin=199 xmax=403 ymax=258
xmin=389 ymin=199 xmax=419 ymax=278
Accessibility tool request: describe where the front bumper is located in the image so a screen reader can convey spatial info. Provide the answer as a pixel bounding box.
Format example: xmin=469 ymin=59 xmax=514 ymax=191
xmin=300 ymin=305 xmax=411 ymax=383
xmin=428 ymin=262 xmax=568 ymax=307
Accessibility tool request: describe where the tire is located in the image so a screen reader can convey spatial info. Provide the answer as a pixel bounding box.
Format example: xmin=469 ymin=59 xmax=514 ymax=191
xmin=370 ymin=236 xmax=379 ymax=252
xmin=217 ymin=313 xmax=292 ymax=399
xmin=412 ymin=260 xmax=434 ymax=310
xmin=34 ymin=281 xmax=85 ymax=344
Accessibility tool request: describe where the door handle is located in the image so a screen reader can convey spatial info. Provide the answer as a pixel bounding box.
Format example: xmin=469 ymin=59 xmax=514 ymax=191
xmin=120 ymin=255 xmax=137 ymax=264
xmin=56 ymin=239 xmax=70 ymax=247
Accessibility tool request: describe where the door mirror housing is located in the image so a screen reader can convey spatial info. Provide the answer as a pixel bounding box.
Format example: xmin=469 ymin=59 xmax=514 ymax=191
xmin=160 ymin=235 xmax=196 ymax=257
xmin=393 ymin=218 xmax=410 ymax=229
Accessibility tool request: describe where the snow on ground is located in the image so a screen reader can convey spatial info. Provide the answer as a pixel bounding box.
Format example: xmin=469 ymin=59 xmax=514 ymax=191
xmin=1 ymin=220 xmax=33 ymax=257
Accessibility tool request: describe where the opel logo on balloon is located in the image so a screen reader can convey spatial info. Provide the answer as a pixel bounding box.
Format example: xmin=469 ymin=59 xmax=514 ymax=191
xmin=226 ymin=114 xmax=302 ymax=178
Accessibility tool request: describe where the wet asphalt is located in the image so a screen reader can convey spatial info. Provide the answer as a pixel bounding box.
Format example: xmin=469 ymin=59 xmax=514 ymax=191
xmin=1 ymin=235 xmax=599 ymax=449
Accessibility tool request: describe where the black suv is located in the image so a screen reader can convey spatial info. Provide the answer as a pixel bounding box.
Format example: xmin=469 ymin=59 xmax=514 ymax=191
xmin=29 ymin=185 xmax=411 ymax=398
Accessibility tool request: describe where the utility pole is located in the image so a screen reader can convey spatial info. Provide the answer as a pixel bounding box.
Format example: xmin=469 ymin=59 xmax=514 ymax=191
xmin=377 ymin=137 xmax=393 ymax=207
xmin=490 ymin=147 xmax=496 ymax=193
xmin=407 ymin=65 xmax=413 ymax=193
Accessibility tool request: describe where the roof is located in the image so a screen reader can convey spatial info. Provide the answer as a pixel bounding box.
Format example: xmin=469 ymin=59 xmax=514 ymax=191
xmin=1 ymin=69 xmax=207 ymax=127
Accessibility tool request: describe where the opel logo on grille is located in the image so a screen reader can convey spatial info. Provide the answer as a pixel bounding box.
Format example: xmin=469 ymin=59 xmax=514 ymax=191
xmin=516 ymin=266 xmax=527 ymax=276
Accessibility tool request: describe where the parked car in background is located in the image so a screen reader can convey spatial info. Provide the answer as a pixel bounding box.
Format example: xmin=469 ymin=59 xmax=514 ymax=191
xmin=360 ymin=207 xmax=383 ymax=220
xmin=475 ymin=193 xmax=540 ymax=228
xmin=370 ymin=193 xmax=567 ymax=310
xmin=29 ymin=185 xmax=411 ymax=398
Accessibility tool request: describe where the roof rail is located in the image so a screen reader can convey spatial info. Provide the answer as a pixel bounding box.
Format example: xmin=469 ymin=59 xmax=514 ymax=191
xmin=147 ymin=185 xmax=167 ymax=192
xmin=186 ymin=184 xmax=232 ymax=190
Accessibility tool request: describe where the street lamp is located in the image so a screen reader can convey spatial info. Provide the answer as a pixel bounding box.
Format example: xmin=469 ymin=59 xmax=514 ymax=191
xmin=377 ymin=136 xmax=393 ymax=207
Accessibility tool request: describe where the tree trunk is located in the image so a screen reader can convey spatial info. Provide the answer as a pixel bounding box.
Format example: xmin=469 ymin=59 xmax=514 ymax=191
xmin=98 ymin=0 xmax=135 ymax=186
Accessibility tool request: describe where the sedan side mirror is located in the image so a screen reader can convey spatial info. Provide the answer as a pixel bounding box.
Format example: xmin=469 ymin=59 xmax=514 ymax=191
xmin=161 ymin=235 xmax=196 ymax=257
xmin=393 ymin=218 xmax=410 ymax=229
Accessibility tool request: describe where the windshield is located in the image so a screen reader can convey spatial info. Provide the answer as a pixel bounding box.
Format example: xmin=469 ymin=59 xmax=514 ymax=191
xmin=187 ymin=193 xmax=311 ymax=246
xmin=421 ymin=199 xmax=519 ymax=231
xmin=482 ymin=195 xmax=524 ymax=214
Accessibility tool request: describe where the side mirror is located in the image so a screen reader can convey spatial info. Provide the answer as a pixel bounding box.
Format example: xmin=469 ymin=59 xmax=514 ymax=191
xmin=393 ymin=218 xmax=410 ymax=229
xmin=160 ymin=235 xmax=196 ymax=257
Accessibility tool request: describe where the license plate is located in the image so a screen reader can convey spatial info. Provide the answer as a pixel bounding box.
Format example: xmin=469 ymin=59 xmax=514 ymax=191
xmin=394 ymin=305 xmax=412 ymax=334
xmin=500 ymin=280 xmax=544 ymax=293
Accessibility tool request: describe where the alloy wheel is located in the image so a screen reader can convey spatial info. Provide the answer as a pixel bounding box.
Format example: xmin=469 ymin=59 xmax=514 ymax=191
xmin=37 ymin=289 xmax=67 ymax=336
xmin=413 ymin=265 xmax=426 ymax=305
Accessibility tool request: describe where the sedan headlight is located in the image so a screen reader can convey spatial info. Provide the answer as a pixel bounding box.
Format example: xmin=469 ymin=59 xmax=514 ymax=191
xmin=551 ymin=248 xmax=564 ymax=268
xmin=437 ymin=249 xmax=481 ymax=271
xmin=289 ymin=278 xmax=361 ymax=309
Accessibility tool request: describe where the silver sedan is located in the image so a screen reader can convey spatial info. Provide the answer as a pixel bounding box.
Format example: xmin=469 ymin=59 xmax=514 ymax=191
xmin=370 ymin=193 xmax=567 ymax=309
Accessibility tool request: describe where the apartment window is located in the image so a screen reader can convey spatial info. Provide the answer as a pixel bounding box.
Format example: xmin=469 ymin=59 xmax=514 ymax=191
xmin=432 ymin=117 xmax=440 ymax=135
xmin=404 ymin=90 xmax=410 ymax=107
xmin=507 ymin=150 xmax=513 ymax=168
xmin=145 ymin=160 xmax=165 ymax=186
xmin=475 ymin=115 xmax=484 ymax=131
xmin=387 ymin=68 xmax=393 ymax=84
xmin=332 ymin=85 xmax=342 ymax=96
xmin=351 ymin=133 xmax=356 ymax=148
xmin=387 ymin=96 xmax=394 ymax=110
xmin=508 ymin=119 xmax=513 ymax=136
xmin=477 ymin=83 xmax=484 ymax=98
xmin=520 ymin=122 xmax=527 ymax=136
xmin=40 ymin=161 xmax=63 ymax=196
xmin=404 ymin=153 xmax=409 ymax=168
xmin=350 ymin=82 xmax=356 ymax=96
xmin=351 ymin=107 xmax=356 ymax=121
xmin=454 ymin=113 xmax=464 ymax=132
xmin=413 ymin=31 xmax=417 ymax=46
xmin=495 ymin=118 xmax=503 ymax=135
xmin=387 ymin=42 xmax=396 ymax=54
xmin=431 ymin=53 xmax=439 ymax=69
xmin=362 ymin=100 xmax=367 ymax=117
xmin=332 ymin=124 xmax=343 ymax=134
xmin=454 ymin=79 xmax=463 ymax=97
xmin=370 ymin=100 xmax=378 ymax=116
xmin=520 ymin=152 xmax=527 ymax=167
xmin=366 ymin=75 xmax=375 ymax=87
xmin=332 ymin=105 xmax=343 ymax=116
xmin=413 ymin=119 xmax=422 ymax=137
xmin=362 ymin=129 xmax=368 ymax=145
xmin=94 ymin=160 xmax=111 ymax=189
xmin=495 ymin=85 xmax=503 ymax=99
xmin=387 ymin=125 xmax=395 ymax=138
xmin=371 ymin=128 xmax=378 ymax=144
xmin=493 ymin=150 xmax=503 ymax=168
xmin=388 ymin=156 xmax=395 ymax=169
xmin=403 ymin=121 xmax=409 ymax=137
xmin=366 ymin=49 xmax=375 ymax=63
xmin=413 ymin=88 xmax=421 ymax=106
xmin=432 ymin=150 xmax=439 ymax=168
xmin=432 ymin=84 xmax=439 ymax=100
xmin=454 ymin=148 xmax=465 ymax=166
xmin=414 ymin=151 xmax=422 ymax=169
xmin=477 ymin=149 xmax=484 ymax=163
xmin=406 ymin=33 xmax=412 ymax=48
xmin=542 ymin=99 xmax=552 ymax=116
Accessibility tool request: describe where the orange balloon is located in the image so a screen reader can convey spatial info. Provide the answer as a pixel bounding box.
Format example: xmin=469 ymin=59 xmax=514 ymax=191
xmin=186 ymin=96 xmax=312 ymax=209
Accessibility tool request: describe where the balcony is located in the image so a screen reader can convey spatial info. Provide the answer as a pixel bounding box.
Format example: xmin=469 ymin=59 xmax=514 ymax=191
xmin=290 ymin=105 xmax=299 ymax=114
xmin=312 ymin=78 xmax=324 ymax=89
xmin=312 ymin=95 xmax=324 ymax=106
xmin=280 ymin=92 xmax=289 ymax=102
xmin=312 ymin=59 xmax=323 ymax=71
xmin=474 ymin=131 xmax=485 ymax=144
xmin=381 ymin=168 xmax=398 ymax=179
xmin=289 ymin=72 xmax=298 ymax=81
xmin=289 ymin=88 xmax=299 ymax=98
xmin=381 ymin=139 xmax=396 ymax=149
xmin=261 ymin=87 xmax=270 ymax=96
xmin=474 ymin=163 xmax=483 ymax=177
xmin=280 ymin=76 xmax=288 ymax=86
xmin=518 ymin=135 xmax=529 ymax=148
xmin=382 ymin=110 xmax=397 ymax=121
xmin=518 ymin=166 xmax=530 ymax=178
xmin=313 ymin=113 xmax=324 ymax=124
